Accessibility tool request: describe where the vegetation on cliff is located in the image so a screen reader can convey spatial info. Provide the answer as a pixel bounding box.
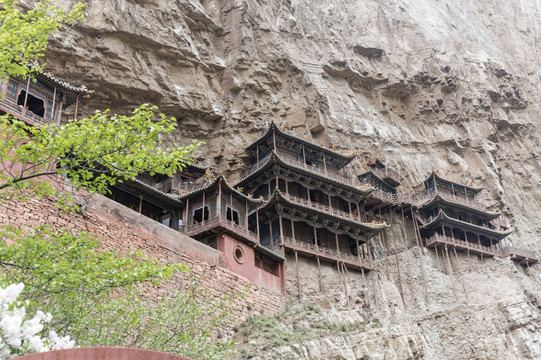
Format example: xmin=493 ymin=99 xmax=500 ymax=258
xmin=0 ymin=1 xmax=234 ymax=359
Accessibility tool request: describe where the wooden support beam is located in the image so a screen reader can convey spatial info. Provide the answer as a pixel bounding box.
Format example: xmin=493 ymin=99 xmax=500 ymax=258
xmin=317 ymin=256 xmax=323 ymax=293
xmin=295 ymin=250 xmax=302 ymax=301
xmin=390 ymin=209 xmax=407 ymax=310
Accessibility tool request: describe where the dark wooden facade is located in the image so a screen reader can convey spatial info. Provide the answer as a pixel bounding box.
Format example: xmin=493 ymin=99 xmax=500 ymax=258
xmin=238 ymin=122 xmax=386 ymax=272
xmin=0 ymin=72 xmax=91 ymax=125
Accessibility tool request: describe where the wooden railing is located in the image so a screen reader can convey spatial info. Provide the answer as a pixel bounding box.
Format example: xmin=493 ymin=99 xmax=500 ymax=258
xmin=0 ymin=98 xmax=57 ymax=125
xmin=154 ymin=177 xmax=197 ymax=194
xmin=270 ymin=236 xmax=371 ymax=268
xmin=182 ymin=215 xmax=258 ymax=242
xmin=424 ymin=233 xmax=499 ymax=255
xmin=284 ymin=193 xmax=359 ymax=221
xmin=371 ymin=166 xmax=400 ymax=184
xmin=369 ymin=189 xmax=411 ymax=205
xmin=501 ymin=246 xmax=537 ymax=260
xmin=414 ymin=190 xmax=485 ymax=210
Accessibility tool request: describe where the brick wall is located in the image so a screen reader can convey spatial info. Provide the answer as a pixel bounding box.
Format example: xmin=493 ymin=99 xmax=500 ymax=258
xmin=0 ymin=192 xmax=285 ymax=320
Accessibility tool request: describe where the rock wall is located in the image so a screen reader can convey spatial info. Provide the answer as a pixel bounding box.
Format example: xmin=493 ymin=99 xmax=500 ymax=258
xmin=21 ymin=0 xmax=541 ymax=358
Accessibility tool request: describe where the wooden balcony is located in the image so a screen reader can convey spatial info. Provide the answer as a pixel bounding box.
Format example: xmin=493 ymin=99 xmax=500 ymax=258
xmin=501 ymin=246 xmax=538 ymax=266
xmin=425 ymin=233 xmax=500 ymax=257
xmin=154 ymin=177 xmax=197 ymax=194
xmin=270 ymin=236 xmax=372 ymax=270
xmin=284 ymin=193 xmax=360 ymax=221
xmin=369 ymin=189 xmax=411 ymax=206
xmin=182 ymin=215 xmax=259 ymax=244
xmin=0 ymin=98 xmax=58 ymax=126
xmin=371 ymin=167 xmax=401 ymax=186
xmin=414 ymin=190 xmax=485 ymax=210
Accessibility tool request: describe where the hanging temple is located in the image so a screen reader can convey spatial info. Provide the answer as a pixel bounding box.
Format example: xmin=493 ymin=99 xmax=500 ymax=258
xmin=0 ymin=73 xmax=536 ymax=297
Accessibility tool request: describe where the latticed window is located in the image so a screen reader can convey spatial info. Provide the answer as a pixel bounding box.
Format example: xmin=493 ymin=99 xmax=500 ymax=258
xmin=7 ymin=80 xmax=17 ymax=99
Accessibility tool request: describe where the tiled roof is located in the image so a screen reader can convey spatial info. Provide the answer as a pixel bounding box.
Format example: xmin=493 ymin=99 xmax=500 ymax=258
xmin=234 ymin=151 xmax=373 ymax=196
xmin=255 ymin=244 xmax=286 ymax=262
xmin=246 ymin=120 xmax=356 ymax=164
xmin=252 ymin=189 xmax=387 ymax=231
xmin=421 ymin=210 xmax=512 ymax=240
xmin=424 ymin=172 xmax=483 ymax=194
xmin=178 ymin=175 xmax=265 ymax=205
xmin=418 ymin=193 xmax=500 ymax=219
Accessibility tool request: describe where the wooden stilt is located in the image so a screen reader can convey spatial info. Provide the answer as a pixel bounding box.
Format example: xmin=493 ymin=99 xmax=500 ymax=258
xmin=379 ymin=208 xmax=390 ymax=280
xmin=317 ymin=256 xmax=323 ymax=293
xmin=453 ymin=246 xmax=468 ymax=302
xmin=390 ymin=208 xmax=407 ymax=310
xmin=400 ymin=206 xmax=415 ymax=305
xmin=411 ymin=208 xmax=429 ymax=306
xmin=445 ymin=245 xmax=459 ymax=302
xmin=295 ymin=250 xmax=301 ymax=301
xmin=435 ymin=244 xmax=441 ymax=271
xmin=368 ymin=244 xmax=379 ymax=312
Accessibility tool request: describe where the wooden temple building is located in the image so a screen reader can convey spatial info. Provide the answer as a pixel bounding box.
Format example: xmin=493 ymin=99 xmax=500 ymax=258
xmin=415 ymin=172 xmax=537 ymax=266
xmin=358 ymin=158 xmax=409 ymax=211
xmin=0 ymin=71 xmax=91 ymax=125
xmin=234 ymin=121 xmax=387 ymax=277
xmin=177 ymin=175 xmax=285 ymax=294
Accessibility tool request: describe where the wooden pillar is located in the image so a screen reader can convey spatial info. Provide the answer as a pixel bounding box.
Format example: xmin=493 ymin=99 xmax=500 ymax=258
xmin=435 ymin=244 xmax=441 ymax=271
xmin=256 ymin=145 xmax=260 ymax=168
xmin=335 ymin=232 xmax=340 ymax=255
xmin=202 ymin=190 xmax=206 ymax=222
xmin=390 ymin=208 xmax=407 ymax=310
xmin=255 ymin=209 xmax=260 ymax=241
xmin=302 ymin=145 xmax=307 ymax=168
xmin=217 ymin=180 xmax=222 ymax=220
xmin=245 ymin=201 xmax=249 ymax=231
xmin=313 ymin=226 xmax=319 ymax=250
xmin=269 ymin=221 xmax=274 ymax=247
xmin=272 ymin=128 xmax=277 ymax=151
xmin=317 ymin=256 xmax=323 ymax=293
xmin=171 ymin=209 xmax=179 ymax=231
xmin=348 ymin=201 xmax=353 ymax=218
xmin=184 ymin=198 xmax=189 ymax=227
xmin=22 ymin=77 xmax=31 ymax=116
xmin=323 ymin=154 xmax=327 ymax=174
xmin=285 ymin=180 xmax=289 ymax=195
xmin=477 ymin=233 xmax=483 ymax=262
xmin=51 ymin=86 xmax=57 ymax=123
xmin=74 ymin=94 xmax=80 ymax=121
xmin=411 ymin=208 xmax=429 ymax=306
xmin=268 ymin=181 xmax=271 ymax=197
xmin=379 ymin=208 xmax=390 ymax=280
xmin=291 ymin=218 xmax=296 ymax=241
xmin=279 ymin=214 xmax=284 ymax=245
xmin=138 ymin=195 xmax=144 ymax=213
xmin=295 ymin=250 xmax=302 ymax=301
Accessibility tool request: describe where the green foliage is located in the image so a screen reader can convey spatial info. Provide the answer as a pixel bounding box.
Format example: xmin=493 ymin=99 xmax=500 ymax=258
xmin=235 ymin=303 xmax=372 ymax=359
xmin=0 ymin=226 xmax=237 ymax=359
xmin=75 ymin=281 xmax=236 ymax=360
xmin=0 ymin=225 xmax=184 ymax=320
xmin=0 ymin=105 xmax=202 ymax=207
xmin=0 ymin=0 xmax=85 ymax=79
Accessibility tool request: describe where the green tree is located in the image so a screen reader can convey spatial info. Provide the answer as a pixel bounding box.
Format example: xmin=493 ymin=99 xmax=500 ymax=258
xmin=0 ymin=105 xmax=201 ymax=207
xmin=0 ymin=1 xmax=236 ymax=359
xmin=0 ymin=0 xmax=85 ymax=80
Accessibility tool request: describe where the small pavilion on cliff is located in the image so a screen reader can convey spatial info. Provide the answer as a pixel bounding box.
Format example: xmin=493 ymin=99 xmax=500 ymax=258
xmin=235 ymin=121 xmax=386 ymax=298
xmin=178 ymin=175 xmax=286 ymax=294
xmin=415 ymin=172 xmax=537 ymax=266
xmin=0 ymin=71 xmax=92 ymax=125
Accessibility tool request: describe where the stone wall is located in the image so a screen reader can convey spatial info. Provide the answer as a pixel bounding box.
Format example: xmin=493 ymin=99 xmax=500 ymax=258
xmin=0 ymin=193 xmax=285 ymax=319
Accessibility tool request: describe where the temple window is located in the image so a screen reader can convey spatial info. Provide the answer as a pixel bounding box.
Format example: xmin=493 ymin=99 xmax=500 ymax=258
xmin=226 ymin=206 xmax=240 ymax=225
xmin=6 ymin=80 xmax=17 ymax=99
xmin=192 ymin=205 xmax=209 ymax=224
xmin=17 ymin=90 xmax=45 ymax=117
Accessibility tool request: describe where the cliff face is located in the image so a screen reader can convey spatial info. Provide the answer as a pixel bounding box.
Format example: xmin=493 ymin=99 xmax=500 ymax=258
xmin=43 ymin=0 xmax=541 ymax=358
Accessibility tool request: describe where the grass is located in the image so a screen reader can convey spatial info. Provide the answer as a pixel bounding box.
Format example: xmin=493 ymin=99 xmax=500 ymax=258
xmin=234 ymin=302 xmax=378 ymax=359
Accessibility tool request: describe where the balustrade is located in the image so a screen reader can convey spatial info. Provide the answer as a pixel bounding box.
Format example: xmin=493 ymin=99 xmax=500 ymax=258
xmin=371 ymin=166 xmax=401 ymax=184
xmin=425 ymin=233 xmax=499 ymax=255
xmin=182 ymin=215 xmax=258 ymax=242
xmin=270 ymin=236 xmax=371 ymax=268
xmin=0 ymin=97 xmax=57 ymax=125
